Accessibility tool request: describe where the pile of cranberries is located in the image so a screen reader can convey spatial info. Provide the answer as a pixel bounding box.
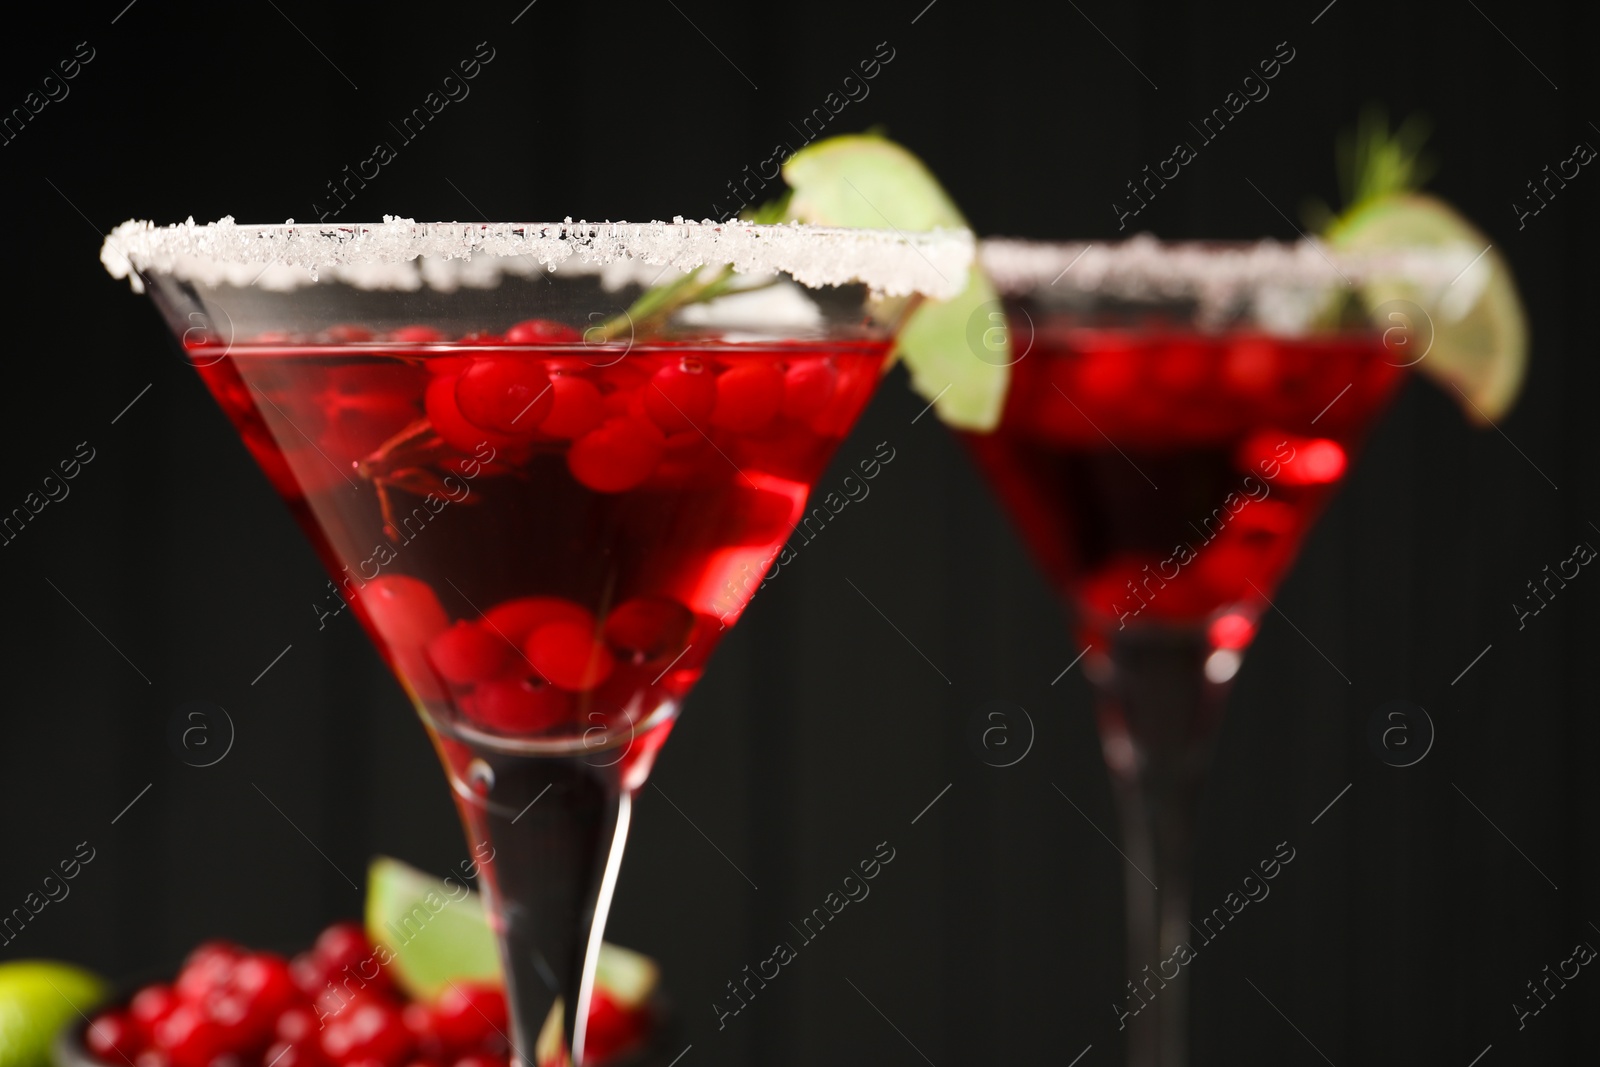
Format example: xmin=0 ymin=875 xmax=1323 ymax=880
xmin=83 ymin=923 xmax=643 ymax=1067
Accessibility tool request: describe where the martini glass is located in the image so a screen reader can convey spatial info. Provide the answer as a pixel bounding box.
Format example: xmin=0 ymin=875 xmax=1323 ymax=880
xmin=963 ymin=237 xmax=1460 ymax=1067
xmin=102 ymin=218 xmax=970 ymax=1064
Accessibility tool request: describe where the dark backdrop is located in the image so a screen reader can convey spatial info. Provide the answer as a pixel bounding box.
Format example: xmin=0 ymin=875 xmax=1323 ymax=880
xmin=2 ymin=0 xmax=1595 ymax=1063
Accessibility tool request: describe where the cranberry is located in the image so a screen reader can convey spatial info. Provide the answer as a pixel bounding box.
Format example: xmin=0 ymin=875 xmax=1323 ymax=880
xmin=290 ymin=952 xmax=326 ymax=998
xmin=538 ymin=377 xmax=605 ymax=440
xmin=643 ymin=363 xmax=716 ymax=434
xmin=151 ymin=1005 xmax=228 ymax=1067
xmin=358 ymin=576 xmax=450 ymax=650
xmin=428 ymin=622 xmax=517 ymax=686
xmin=504 ymin=319 xmax=580 ymax=344
xmin=454 ymin=358 xmax=553 ymax=436
xmin=567 ymin=417 xmax=663 ymax=493
xmin=87 ymin=1012 xmax=140 ymax=1061
xmin=711 ymin=364 xmax=784 ymax=432
xmin=130 ymin=983 xmax=180 ymax=1033
xmin=1209 ymin=612 xmax=1258 ymax=651
xmin=133 ymin=1052 xmax=172 ymax=1067
xmin=603 ymin=597 xmax=694 ymax=663
xmin=175 ymin=943 xmax=239 ymax=1002
xmin=1273 ymin=438 xmax=1346 ymax=486
xmin=215 ymin=953 xmax=298 ymax=1041
xmin=392 ymin=325 xmax=444 ymax=343
xmin=481 ymin=597 xmax=594 ymax=648
xmin=424 ymin=376 xmax=519 ymax=454
xmin=319 ymin=1000 xmax=413 ymax=1066
xmin=469 ymin=678 xmax=571 ymax=734
xmin=277 ymin=1006 xmax=321 ymax=1044
xmin=429 ymin=982 xmax=507 ymax=1049
xmin=780 ymin=359 xmax=837 ymax=421
xmin=526 ymin=621 xmax=615 ymax=692
xmin=449 ymin=1058 xmax=503 ymax=1067
xmin=323 ymin=325 xmax=375 ymax=343
xmin=582 ymin=988 xmax=648 ymax=1064
xmin=313 ymin=923 xmax=390 ymax=998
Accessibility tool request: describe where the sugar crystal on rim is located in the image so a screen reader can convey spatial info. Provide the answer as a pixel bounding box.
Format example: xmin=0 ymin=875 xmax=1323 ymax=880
xmin=101 ymin=216 xmax=973 ymax=300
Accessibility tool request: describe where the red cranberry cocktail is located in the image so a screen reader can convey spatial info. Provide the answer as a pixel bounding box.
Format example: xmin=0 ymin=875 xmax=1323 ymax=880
xmin=104 ymin=218 xmax=972 ymax=1065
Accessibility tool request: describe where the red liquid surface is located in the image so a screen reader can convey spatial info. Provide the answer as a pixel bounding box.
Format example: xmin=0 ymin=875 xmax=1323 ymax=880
xmin=193 ymin=326 xmax=888 ymax=762
xmin=964 ymin=321 xmax=1402 ymax=644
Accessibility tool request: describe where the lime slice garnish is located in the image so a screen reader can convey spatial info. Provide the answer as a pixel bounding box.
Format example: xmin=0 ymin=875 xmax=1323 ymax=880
xmin=783 ymin=134 xmax=1009 ymax=430
xmin=1328 ymin=191 xmax=1528 ymax=423
xmin=366 ymin=856 xmax=503 ymax=1000
xmin=0 ymin=960 xmax=108 ymax=1067
xmin=366 ymin=856 xmax=657 ymax=1008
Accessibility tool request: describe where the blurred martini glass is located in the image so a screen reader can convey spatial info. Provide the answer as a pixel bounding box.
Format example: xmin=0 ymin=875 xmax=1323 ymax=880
xmin=963 ymin=234 xmax=1494 ymax=1067
xmin=102 ymin=217 xmax=970 ymax=1064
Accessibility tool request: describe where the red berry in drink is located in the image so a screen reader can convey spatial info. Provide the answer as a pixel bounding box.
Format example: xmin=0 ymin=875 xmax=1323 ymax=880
xmin=504 ymin=319 xmax=580 ymax=344
xmin=643 ymin=363 xmax=716 ymax=433
xmin=466 ymin=679 xmax=571 ymax=734
xmin=567 ymin=417 xmax=664 ymax=493
xmin=780 ymin=358 xmax=837 ymax=421
xmin=392 ymin=325 xmax=444 ymax=344
xmin=87 ymin=1012 xmax=139 ymax=1061
xmin=538 ymin=377 xmax=605 ymax=440
xmin=455 ymin=358 xmax=553 ymax=436
xmin=449 ymin=1057 xmax=504 ymax=1067
xmin=711 ymin=364 xmax=784 ymax=432
xmin=603 ymin=597 xmax=694 ymax=663
xmin=324 ymin=325 xmax=375 ymax=343
xmin=527 ymin=621 xmax=615 ymax=691
xmin=482 ymin=597 xmax=594 ymax=648
xmin=429 ymin=982 xmax=507 ymax=1049
xmin=428 ymin=622 xmax=516 ymax=685
xmin=151 ymin=1004 xmax=228 ymax=1067
xmin=425 ymin=376 xmax=518 ymax=454
xmin=358 ymin=576 xmax=450 ymax=650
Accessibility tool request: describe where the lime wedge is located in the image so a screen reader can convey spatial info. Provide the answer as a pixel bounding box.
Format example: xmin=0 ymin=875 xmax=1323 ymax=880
xmin=1328 ymin=191 xmax=1528 ymax=423
xmin=783 ymin=134 xmax=1009 ymax=430
xmin=366 ymin=856 xmax=501 ymax=1001
xmin=0 ymin=960 xmax=108 ymax=1067
xmin=366 ymin=856 xmax=659 ymax=1012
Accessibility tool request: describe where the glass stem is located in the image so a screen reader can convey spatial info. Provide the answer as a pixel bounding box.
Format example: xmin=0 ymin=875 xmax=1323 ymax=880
xmin=440 ymin=741 xmax=632 ymax=1066
xmin=1088 ymin=626 xmax=1232 ymax=1067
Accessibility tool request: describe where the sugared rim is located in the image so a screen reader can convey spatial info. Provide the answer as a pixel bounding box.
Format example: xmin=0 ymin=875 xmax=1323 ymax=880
xmin=979 ymin=234 xmax=1477 ymax=299
xmin=100 ymin=216 xmax=973 ymax=300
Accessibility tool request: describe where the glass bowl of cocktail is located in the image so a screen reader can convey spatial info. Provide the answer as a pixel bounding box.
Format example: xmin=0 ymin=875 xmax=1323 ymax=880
xmin=102 ymin=214 xmax=971 ymax=1064
xmin=957 ymin=211 xmax=1524 ymax=1066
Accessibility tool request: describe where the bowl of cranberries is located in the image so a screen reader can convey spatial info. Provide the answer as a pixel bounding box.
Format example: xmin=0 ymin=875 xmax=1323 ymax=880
xmin=61 ymin=922 xmax=660 ymax=1067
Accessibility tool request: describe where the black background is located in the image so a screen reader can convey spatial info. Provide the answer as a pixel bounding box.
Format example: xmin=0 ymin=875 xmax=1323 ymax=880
xmin=2 ymin=0 xmax=1596 ymax=1064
